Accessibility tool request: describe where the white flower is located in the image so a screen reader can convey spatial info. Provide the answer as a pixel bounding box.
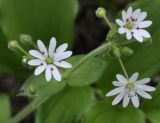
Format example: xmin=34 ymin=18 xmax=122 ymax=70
xmin=116 ymin=7 xmax=152 ymax=42
xmin=106 ymin=73 xmax=156 ymax=108
xmin=28 ymin=37 xmax=72 ymax=82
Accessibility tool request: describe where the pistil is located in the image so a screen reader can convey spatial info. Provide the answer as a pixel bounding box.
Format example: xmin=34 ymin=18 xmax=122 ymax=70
xmin=46 ymin=57 xmax=54 ymax=64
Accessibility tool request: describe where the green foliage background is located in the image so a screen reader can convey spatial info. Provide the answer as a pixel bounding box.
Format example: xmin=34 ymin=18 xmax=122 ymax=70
xmin=0 ymin=0 xmax=160 ymax=123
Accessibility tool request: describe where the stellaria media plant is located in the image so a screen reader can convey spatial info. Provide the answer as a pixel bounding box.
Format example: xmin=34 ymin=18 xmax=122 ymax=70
xmin=7 ymin=6 xmax=158 ymax=123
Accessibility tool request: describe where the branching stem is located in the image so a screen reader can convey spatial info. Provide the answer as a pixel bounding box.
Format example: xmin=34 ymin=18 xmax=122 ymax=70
xmin=118 ymin=57 xmax=129 ymax=80
xmin=8 ymin=42 xmax=113 ymax=123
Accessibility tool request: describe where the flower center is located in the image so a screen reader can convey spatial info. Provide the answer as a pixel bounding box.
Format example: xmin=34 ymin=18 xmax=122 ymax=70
xmin=125 ymin=22 xmax=134 ymax=30
xmin=45 ymin=57 xmax=54 ymax=64
xmin=126 ymin=82 xmax=134 ymax=89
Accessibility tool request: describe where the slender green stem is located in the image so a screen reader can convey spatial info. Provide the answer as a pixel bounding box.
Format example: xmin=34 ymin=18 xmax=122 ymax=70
xmin=119 ymin=40 xmax=135 ymax=46
xmin=17 ymin=45 xmax=32 ymax=59
xmin=7 ymin=96 xmax=49 ymax=123
xmin=103 ymin=16 xmax=114 ymax=32
xmin=118 ymin=58 xmax=129 ymax=80
xmin=8 ymin=42 xmax=113 ymax=123
xmin=63 ymin=42 xmax=112 ymax=78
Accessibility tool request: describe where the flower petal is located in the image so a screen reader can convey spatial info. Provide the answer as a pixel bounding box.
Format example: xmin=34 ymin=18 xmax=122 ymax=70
xmin=55 ymin=51 xmax=72 ymax=61
xmin=112 ymin=90 xmax=125 ymax=105
xmin=131 ymin=94 xmax=139 ymax=108
xmin=133 ymin=31 xmax=143 ymax=42
xmin=50 ymin=65 xmax=62 ymax=81
xmin=112 ymin=81 xmax=124 ymax=87
xmin=118 ymin=27 xmax=127 ymax=34
xmin=138 ymin=12 xmax=147 ymax=21
xmin=129 ymin=72 xmax=139 ymax=82
xmin=49 ymin=37 xmax=56 ymax=57
xmin=54 ymin=61 xmax=72 ymax=68
xmin=29 ymin=50 xmax=45 ymax=60
xmin=138 ymin=29 xmax=151 ymax=38
xmin=116 ymin=74 xmax=128 ymax=84
xmin=123 ymin=94 xmax=130 ymax=108
xmin=126 ymin=31 xmax=132 ymax=40
xmin=122 ymin=10 xmax=126 ymax=21
xmin=136 ymin=85 xmax=156 ymax=92
xmin=116 ymin=19 xmax=124 ymax=26
xmin=37 ymin=40 xmax=48 ymax=57
xmin=138 ymin=21 xmax=152 ymax=28
xmin=126 ymin=7 xmax=133 ymax=18
xmin=56 ymin=43 xmax=68 ymax=53
xmin=106 ymin=87 xmax=125 ymax=96
xmin=28 ymin=59 xmax=42 ymax=66
xmin=45 ymin=66 xmax=52 ymax=82
xmin=34 ymin=64 xmax=46 ymax=75
xmin=135 ymin=78 xmax=151 ymax=85
xmin=132 ymin=9 xmax=141 ymax=19
xmin=136 ymin=89 xmax=152 ymax=99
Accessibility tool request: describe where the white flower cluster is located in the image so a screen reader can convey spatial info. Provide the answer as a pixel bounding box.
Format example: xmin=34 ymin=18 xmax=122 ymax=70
xmin=106 ymin=73 xmax=155 ymax=108
xmin=116 ymin=7 xmax=152 ymax=42
xmin=28 ymin=37 xmax=72 ymax=82
xmin=26 ymin=6 xmax=155 ymax=109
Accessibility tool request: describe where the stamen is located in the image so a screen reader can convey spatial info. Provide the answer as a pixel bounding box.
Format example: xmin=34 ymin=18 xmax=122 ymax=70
xmin=131 ymin=17 xmax=134 ymax=22
xmin=126 ymin=18 xmax=129 ymax=22
xmin=41 ymin=51 xmax=45 ymax=55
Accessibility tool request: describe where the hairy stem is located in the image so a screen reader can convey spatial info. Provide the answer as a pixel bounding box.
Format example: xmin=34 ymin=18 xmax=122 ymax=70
xmin=8 ymin=42 xmax=112 ymax=123
xmin=7 ymin=96 xmax=49 ymax=123
xmin=119 ymin=40 xmax=135 ymax=46
xmin=17 ymin=45 xmax=33 ymax=59
xmin=118 ymin=58 xmax=129 ymax=80
xmin=103 ymin=16 xmax=114 ymax=32
xmin=63 ymin=42 xmax=112 ymax=78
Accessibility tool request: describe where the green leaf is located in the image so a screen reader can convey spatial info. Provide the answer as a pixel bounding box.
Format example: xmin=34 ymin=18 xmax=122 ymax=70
xmin=66 ymin=55 xmax=107 ymax=87
xmin=98 ymin=0 xmax=160 ymax=93
xmin=0 ymin=0 xmax=78 ymax=75
xmin=84 ymin=100 xmax=145 ymax=123
xmin=0 ymin=28 xmax=24 ymax=75
xmin=19 ymin=55 xmax=106 ymax=96
xmin=35 ymin=86 xmax=95 ymax=123
xmin=1 ymin=0 xmax=78 ymax=46
xmin=0 ymin=94 xmax=11 ymax=123
xmin=19 ymin=74 xmax=66 ymax=97
xmin=144 ymin=110 xmax=160 ymax=123
xmin=141 ymin=85 xmax=160 ymax=123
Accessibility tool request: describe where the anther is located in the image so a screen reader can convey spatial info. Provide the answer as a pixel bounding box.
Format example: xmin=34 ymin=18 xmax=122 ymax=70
xmin=41 ymin=51 xmax=45 ymax=55
xmin=126 ymin=18 xmax=129 ymax=22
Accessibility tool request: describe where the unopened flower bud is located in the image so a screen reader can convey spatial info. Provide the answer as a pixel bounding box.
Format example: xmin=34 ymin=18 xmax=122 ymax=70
xmin=121 ymin=47 xmax=134 ymax=56
xmin=20 ymin=34 xmax=33 ymax=45
xmin=143 ymin=38 xmax=152 ymax=46
xmin=113 ymin=46 xmax=121 ymax=58
xmin=28 ymin=85 xmax=37 ymax=95
xmin=8 ymin=40 xmax=19 ymax=51
xmin=96 ymin=7 xmax=106 ymax=18
xmin=22 ymin=56 xmax=30 ymax=67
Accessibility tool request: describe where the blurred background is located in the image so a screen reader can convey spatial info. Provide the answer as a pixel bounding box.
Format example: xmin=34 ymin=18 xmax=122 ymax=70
xmin=1 ymin=0 xmax=160 ymax=123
